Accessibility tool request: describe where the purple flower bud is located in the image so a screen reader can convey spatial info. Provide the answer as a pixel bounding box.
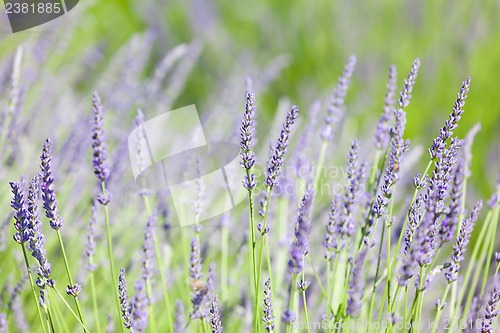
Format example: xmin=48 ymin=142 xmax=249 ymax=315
xmin=118 ymin=269 xmax=132 ymax=329
xmin=429 ymin=77 xmax=470 ymax=160
xmin=131 ymin=280 xmax=149 ymax=333
xmin=375 ymin=65 xmax=398 ymax=150
xmin=240 ymin=92 xmax=256 ymax=170
xmin=39 ymin=138 xmax=63 ymax=230
xmin=322 ymin=55 xmax=356 ymax=141
xmin=398 ymin=58 xmax=420 ymax=108
xmin=174 ymin=300 xmax=185 ymax=333
xmin=262 ymin=279 xmax=275 ymax=332
xmin=10 ymin=180 xmax=29 ymax=244
xmin=0 ymin=313 xmax=7 ymax=333
xmin=445 ymin=201 xmax=482 ymax=283
xmin=288 ymin=189 xmax=315 ymax=275
xmin=439 ymin=157 xmax=465 ymax=244
xmin=481 ymin=277 xmax=500 ymax=333
xmin=85 ymin=199 xmax=98 ymax=271
xmin=91 ymin=92 xmax=110 ymax=182
xmin=66 ymin=284 xmax=82 ymax=297
xmin=347 ymin=248 xmax=368 ymax=316
xmin=281 ymin=310 xmax=296 ymax=324
xmin=142 ymin=214 xmax=156 ymax=281
xmin=209 ymin=296 xmax=222 ymax=333
xmin=265 ymin=106 xmax=299 ymax=188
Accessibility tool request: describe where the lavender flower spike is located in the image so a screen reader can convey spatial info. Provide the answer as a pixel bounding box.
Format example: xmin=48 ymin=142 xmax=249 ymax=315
xmin=39 ymin=139 xmax=63 ymax=230
xmin=481 ymin=277 xmax=500 ymax=333
xmin=429 ymin=77 xmax=471 ymax=160
xmin=288 ymin=189 xmax=315 ymax=275
xmin=445 ymin=201 xmax=482 ymax=283
xmin=398 ymin=58 xmax=420 ymax=108
xmin=347 ymin=247 xmax=368 ymax=316
xmin=85 ymin=199 xmax=98 ymax=271
xmin=131 ymin=280 xmax=149 ymax=333
xmin=375 ymin=64 xmax=398 ymax=150
xmin=240 ymin=91 xmax=256 ymax=170
xmin=91 ymin=91 xmax=110 ymax=182
xmin=265 ymin=105 xmax=299 ymax=188
xmin=9 ymin=181 xmax=28 ymax=244
xmin=141 ymin=214 xmax=156 ymax=281
xmin=209 ymin=296 xmax=222 ymax=333
xmin=118 ymin=268 xmax=132 ymax=329
xmin=174 ymin=300 xmax=185 ymax=333
xmin=0 ymin=313 xmax=7 ymax=333
xmin=262 ymin=278 xmax=275 ymax=332
xmin=322 ymin=55 xmax=356 ymax=141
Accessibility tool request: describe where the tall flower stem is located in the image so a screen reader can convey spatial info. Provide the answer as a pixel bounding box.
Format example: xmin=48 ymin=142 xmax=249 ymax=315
xmin=431 ymin=284 xmax=451 ymax=333
xmin=89 ymin=267 xmax=101 ymax=333
xmin=246 ymin=168 xmax=258 ymax=293
xmin=254 ymin=186 xmax=274 ymax=331
xmin=55 ymin=230 xmax=85 ymax=325
xmin=142 ymin=195 xmax=173 ymax=332
xmin=20 ymin=244 xmax=48 ymax=333
xmin=52 ymin=287 xmax=89 ymax=332
xmin=101 ymin=182 xmax=125 ymax=333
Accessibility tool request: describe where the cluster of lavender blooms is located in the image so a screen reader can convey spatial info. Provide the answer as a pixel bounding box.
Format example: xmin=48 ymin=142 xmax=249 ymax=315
xmin=3 ymin=51 xmax=500 ymax=333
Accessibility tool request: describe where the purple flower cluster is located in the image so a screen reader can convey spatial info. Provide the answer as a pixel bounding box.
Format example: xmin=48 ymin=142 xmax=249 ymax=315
xmin=174 ymin=300 xmax=185 ymax=333
xmin=321 ymin=55 xmax=356 ymax=141
xmin=91 ymin=92 xmax=110 ymax=183
xmin=347 ymin=247 xmax=368 ymax=316
xmin=240 ymin=92 xmax=256 ymax=170
xmin=288 ymin=189 xmax=314 ymax=275
xmin=375 ymin=65 xmax=397 ymax=150
xmin=131 ymin=280 xmax=149 ymax=333
xmin=85 ymin=199 xmax=98 ymax=271
xmin=10 ymin=180 xmax=29 ymax=244
xmin=39 ymin=139 xmax=63 ymax=230
xmin=439 ymin=156 xmax=465 ymax=243
xmin=209 ymin=296 xmax=222 ymax=333
xmin=265 ymin=105 xmax=299 ymax=188
xmin=323 ymin=141 xmax=366 ymax=257
xmin=118 ymin=268 xmax=132 ymax=329
xmin=481 ymin=277 xmax=500 ymax=333
xmin=398 ymin=58 xmax=420 ymax=108
xmin=142 ymin=214 xmax=156 ymax=281
xmin=429 ymin=77 xmax=470 ymax=160
xmin=445 ymin=201 xmax=482 ymax=283
xmin=262 ymin=278 xmax=275 ymax=332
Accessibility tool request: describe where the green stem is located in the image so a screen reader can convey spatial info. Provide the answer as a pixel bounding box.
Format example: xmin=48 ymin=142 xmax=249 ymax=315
xmin=366 ymin=216 xmax=386 ymax=330
xmin=431 ymin=283 xmax=450 ymax=333
xmin=142 ymin=195 xmax=174 ymax=332
xmin=101 ymin=182 xmax=125 ymax=333
xmin=20 ymin=244 xmax=48 ymax=333
xmin=52 ymin=287 xmax=89 ymax=332
xmin=56 ymin=230 xmax=85 ymax=326
xmin=145 ymin=279 xmax=157 ymax=333
xmin=89 ymin=268 xmax=102 ymax=333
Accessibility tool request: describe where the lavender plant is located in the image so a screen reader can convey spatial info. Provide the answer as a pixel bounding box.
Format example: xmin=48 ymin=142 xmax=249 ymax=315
xmin=3 ymin=46 xmax=500 ymax=333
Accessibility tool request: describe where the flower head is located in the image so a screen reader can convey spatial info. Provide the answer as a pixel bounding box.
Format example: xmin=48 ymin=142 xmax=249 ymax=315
xmin=39 ymin=138 xmax=63 ymax=230
xmin=91 ymin=92 xmax=110 ymax=182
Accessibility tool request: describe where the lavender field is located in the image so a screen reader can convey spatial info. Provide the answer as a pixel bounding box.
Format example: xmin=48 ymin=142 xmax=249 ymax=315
xmin=1 ymin=1 xmax=500 ymax=333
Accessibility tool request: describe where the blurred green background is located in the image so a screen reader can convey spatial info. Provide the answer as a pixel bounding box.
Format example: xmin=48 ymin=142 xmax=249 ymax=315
xmin=1 ymin=0 xmax=499 ymax=194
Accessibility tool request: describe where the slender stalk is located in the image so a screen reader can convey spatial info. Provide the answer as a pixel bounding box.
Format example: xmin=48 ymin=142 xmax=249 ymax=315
xmin=101 ymin=182 xmax=125 ymax=333
xmin=142 ymin=196 xmax=173 ymax=332
xmin=254 ymin=186 xmax=274 ymax=331
xmin=221 ymin=220 xmax=229 ymax=300
xmin=52 ymin=287 xmax=90 ymax=332
xmin=366 ymin=217 xmax=386 ymax=329
xmin=480 ymin=196 xmax=500 ymax=293
xmin=89 ymin=269 xmax=101 ymax=333
xmin=456 ymin=209 xmax=492 ymax=317
xmin=20 ymin=244 xmax=47 ymax=333
xmin=55 ymin=230 xmax=85 ymax=326
xmin=431 ymin=284 xmax=450 ymax=333
xmin=145 ymin=280 xmax=157 ymax=333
